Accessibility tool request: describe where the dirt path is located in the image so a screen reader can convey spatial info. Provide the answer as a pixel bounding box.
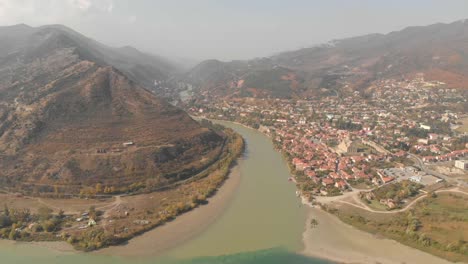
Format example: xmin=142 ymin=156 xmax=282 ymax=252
xmin=335 ymin=188 xmax=468 ymax=214
xmin=36 ymin=198 xmax=67 ymax=212
xmin=96 ymin=165 xmax=242 ymax=257
xmin=36 ymin=197 xmax=117 ymax=215
xmin=101 ymin=196 xmax=122 ymax=218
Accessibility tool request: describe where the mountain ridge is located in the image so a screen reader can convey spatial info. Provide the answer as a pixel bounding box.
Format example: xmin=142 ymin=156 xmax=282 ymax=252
xmin=186 ymin=18 xmax=468 ymax=99
xmin=0 ymin=24 xmax=225 ymax=195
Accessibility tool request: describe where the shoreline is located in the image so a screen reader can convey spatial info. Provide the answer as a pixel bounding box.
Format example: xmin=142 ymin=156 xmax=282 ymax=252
xmin=0 ymin=163 xmax=243 ymax=258
xmin=0 ymin=239 xmax=76 ymax=256
xmin=0 ymin=118 xmax=457 ymax=264
xmin=0 ymin=124 xmax=244 ymax=254
xmin=204 ymin=117 xmax=459 ymax=264
xmin=299 ymin=199 xmax=453 ymax=264
xmin=0 ymin=119 xmax=244 ymax=257
xmin=95 ymin=163 xmax=243 ymax=257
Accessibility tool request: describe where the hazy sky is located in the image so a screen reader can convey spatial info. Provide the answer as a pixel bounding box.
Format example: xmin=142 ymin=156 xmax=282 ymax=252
xmin=1 ymin=0 xmax=468 ymax=61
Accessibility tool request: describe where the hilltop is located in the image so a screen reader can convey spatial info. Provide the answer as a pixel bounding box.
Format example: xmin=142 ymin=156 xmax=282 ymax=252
xmin=0 ymin=24 xmax=225 ymax=195
xmin=186 ymin=19 xmax=468 ymax=99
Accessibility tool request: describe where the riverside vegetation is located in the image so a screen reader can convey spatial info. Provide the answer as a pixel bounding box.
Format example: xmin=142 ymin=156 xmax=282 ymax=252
xmin=328 ymin=192 xmax=468 ymax=262
xmin=0 ymin=122 xmax=244 ymax=251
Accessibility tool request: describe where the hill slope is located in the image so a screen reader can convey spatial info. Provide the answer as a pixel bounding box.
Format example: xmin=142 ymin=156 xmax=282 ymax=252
xmin=0 ymin=24 xmax=224 ymax=194
xmin=273 ymin=19 xmax=468 ymax=91
xmin=187 ymin=19 xmax=468 ymax=98
xmin=186 ymin=58 xmax=306 ymax=98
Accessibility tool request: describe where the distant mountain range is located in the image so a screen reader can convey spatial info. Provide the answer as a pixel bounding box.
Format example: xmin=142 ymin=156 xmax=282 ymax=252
xmin=187 ymin=19 xmax=468 ymax=98
xmin=2 ymin=18 xmax=467 ymax=193
xmin=0 ymin=24 xmax=224 ymax=194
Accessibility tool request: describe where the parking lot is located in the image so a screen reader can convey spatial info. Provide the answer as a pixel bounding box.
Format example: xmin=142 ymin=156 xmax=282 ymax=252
xmin=382 ymin=167 xmax=441 ymax=185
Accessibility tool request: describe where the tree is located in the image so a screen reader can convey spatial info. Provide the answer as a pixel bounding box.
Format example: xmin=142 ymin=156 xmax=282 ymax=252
xmin=95 ymin=183 xmax=103 ymax=194
xmin=8 ymin=229 xmax=17 ymax=240
xmin=0 ymin=215 xmax=11 ymax=228
xmin=32 ymin=224 xmax=43 ymax=232
xmin=38 ymin=207 xmax=52 ymax=221
xmin=386 ymin=190 xmax=396 ymax=200
xmin=3 ymin=204 xmax=9 ymax=216
xmin=419 ymin=233 xmax=432 ymax=246
xmin=42 ymin=221 xmax=53 ymax=232
xmin=310 ymin=218 xmax=319 ymax=228
xmin=89 ymin=206 xmax=97 ymax=220
xmin=14 ymin=209 xmax=30 ymax=223
xmin=406 ymin=216 xmax=421 ymax=233
xmin=58 ymin=209 xmax=65 ymax=219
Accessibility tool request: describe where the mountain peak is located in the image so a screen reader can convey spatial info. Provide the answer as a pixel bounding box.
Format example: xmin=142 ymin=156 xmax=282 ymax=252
xmin=0 ymin=23 xmax=32 ymax=30
xmin=0 ymin=23 xmax=223 ymax=194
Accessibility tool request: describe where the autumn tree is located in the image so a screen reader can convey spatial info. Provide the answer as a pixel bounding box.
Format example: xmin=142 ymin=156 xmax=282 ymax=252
xmin=38 ymin=207 xmax=52 ymax=221
xmin=95 ymin=183 xmax=103 ymax=194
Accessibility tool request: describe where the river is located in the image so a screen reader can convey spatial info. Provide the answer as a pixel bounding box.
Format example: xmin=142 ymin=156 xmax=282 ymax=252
xmin=0 ymin=121 xmax=331 ymax=264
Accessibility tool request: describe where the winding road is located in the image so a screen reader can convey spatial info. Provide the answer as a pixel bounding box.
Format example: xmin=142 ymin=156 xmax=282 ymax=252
xmin=36 ymin=196 xmax=121 ymax=215
xmin=335 ymin=188 xmax=468 ymax=214
xmin=408 ymin=153 xmax=450 ymax=181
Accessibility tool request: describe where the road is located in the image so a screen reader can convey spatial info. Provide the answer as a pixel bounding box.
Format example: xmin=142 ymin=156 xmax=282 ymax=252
xmin=37 ymin=196 xmax=119 ymax=215
xmin=362 ymin=140 xmax=451 ymax=182
xmin=408 ymin=153 xmax=451 ymax=182
xmin=335 ymin=188 xmax=467 ymax=214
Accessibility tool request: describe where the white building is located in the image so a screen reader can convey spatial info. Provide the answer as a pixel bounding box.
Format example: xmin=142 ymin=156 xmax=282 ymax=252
xmin=454 ymin=160 xmax=468 ymax=170
xmin=123 ymin=142 xmax=134 ymax=147
xmin=420 ymin=124 xmax=431 ymax=130
xmin=409 ymin=176 xmax=422 ymax=183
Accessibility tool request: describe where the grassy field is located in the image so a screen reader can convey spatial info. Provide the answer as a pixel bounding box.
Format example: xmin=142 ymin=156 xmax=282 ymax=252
xmin=418 ymin=193 xmax=468 ymax=246
xmin=366 ymin=199 xmax=389 ymax=211
xmin=455 ymin=116 xmax=468 ymax=133
xmin=332 ymin=192 xmax=468 ymax=263
xmin=347 ymin=180 xmax=373 ymax=190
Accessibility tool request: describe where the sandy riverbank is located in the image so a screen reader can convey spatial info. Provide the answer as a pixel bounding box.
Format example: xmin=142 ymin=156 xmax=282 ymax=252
xmin=0 ymin=163 xmax=243 ymax=258
xmin=0 ymin=239 xmax=76 ymax=255
xmin=301 ymin=206 xmax=453 ymax=264
xmin=96 ymin=164 xmax=242 ymax=257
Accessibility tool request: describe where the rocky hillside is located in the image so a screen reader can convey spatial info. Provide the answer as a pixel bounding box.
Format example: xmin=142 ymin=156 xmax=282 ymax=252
xmin=0 ymin=24 xmax=225 ymax=195
xmin=187 ymin=19 xmax=468 ymax=98
xmin=274 ymin=19 xmax=468 ymax=92
xmin=186 ymin=58 xmax=306 ymax=98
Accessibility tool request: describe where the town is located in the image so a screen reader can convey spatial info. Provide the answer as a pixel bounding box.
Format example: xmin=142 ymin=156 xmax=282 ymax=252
xmin=182 ymin=74 xmax=468 ymax=210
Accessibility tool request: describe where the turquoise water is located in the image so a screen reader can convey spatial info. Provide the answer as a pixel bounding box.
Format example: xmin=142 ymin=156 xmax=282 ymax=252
xmin=178 ymin=251 xmax=331 ymax=264
xmin=0 ymin=121 xmax=332 ymax=264
xmin=0 ymin=244 xmax=330 ymax=264
xmin=174 ymin=250 xmax=331 ymax=264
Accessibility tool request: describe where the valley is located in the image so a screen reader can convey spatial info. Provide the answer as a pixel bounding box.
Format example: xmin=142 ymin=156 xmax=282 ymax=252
xmin=0 ymin=13 xmax=468 ymax=264
xmin=0 ymin=24 xmax=244 ymax=251
xmin=171 ymin=19 xmax=468 ymax=262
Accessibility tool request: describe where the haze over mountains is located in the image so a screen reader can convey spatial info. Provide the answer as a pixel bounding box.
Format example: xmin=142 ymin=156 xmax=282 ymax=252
xmin=187 ymin=19 xmax=468 ymax=98
xmin=0 ymin=24 xmax=224 ymax=194
xmin=1 ymin=18 xmax=467 ymax=193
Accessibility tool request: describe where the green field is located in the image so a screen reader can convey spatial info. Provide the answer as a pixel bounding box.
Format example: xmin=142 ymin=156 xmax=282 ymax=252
xmin=347 ymin=179 xmax=373 ymax=190
xmin=366 ymin=199 xmax=389 ymax=211
xmin=334 ymin=192 xmax=468 ymax=263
